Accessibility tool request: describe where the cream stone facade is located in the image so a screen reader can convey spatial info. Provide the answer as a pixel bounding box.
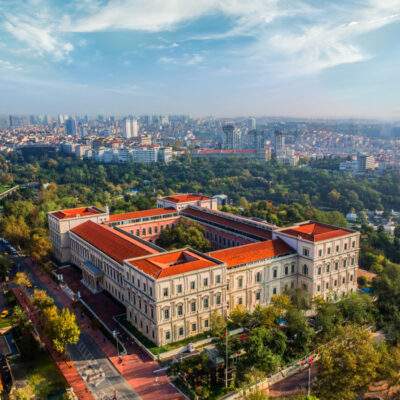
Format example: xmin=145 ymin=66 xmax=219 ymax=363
xmin=48 ymin=194 xmax=360 ymax=346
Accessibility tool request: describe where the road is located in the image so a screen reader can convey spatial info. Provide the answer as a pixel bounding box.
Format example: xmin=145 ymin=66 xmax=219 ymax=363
xmin=11 ymin=254 xmax=141 ymax=400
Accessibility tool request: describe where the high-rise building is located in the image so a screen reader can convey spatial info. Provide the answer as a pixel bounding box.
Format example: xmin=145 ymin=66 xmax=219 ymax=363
xmin=247 ymin=130 xmax=264 ymax=149
xmin=222 ymin=124 xmax=242 ymax=149
xmin=357 ymin=154 xmax=375 ymax=172
xmin=66 ymin=118 xmax=77 ymax=135
xmin=273 ymin=130 xmax=285 ymax=155
xmin=123 ymin=117 xmax=138 ymax=138
xmin=247 ymin=117 xmax=256 ymax=130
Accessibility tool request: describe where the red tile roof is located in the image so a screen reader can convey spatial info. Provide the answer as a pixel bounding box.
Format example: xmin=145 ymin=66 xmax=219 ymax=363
xmin=128 ymin=249 xmax=219 ymax=279
xmin=51 ymin=207 xmax=104 ymax=220
xmin=162 ymin=194 xmax=211 ymax=203
xmin=71 ymin=221 xmax=158 ymax=263
xmin=209 ymin=238 xmax=295 ymax=268
xmin=182 ymin=208 xmax=273 ymax=240
xmin=106 ymin=207 xmax=177 ymax=223
xmin=279 ymin=223 xmax=351 ymax=242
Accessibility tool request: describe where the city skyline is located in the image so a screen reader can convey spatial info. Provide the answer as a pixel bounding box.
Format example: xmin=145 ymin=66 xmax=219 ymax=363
xmin=1 ymin=0 xmax=400 ymax=118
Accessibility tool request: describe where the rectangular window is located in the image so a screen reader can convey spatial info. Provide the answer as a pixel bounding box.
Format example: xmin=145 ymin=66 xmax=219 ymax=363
xmin=303 ymin=248 xmax=309 ymax=256
xmin=216 ymin=294 xmax=221 ymax=305
xmin=326 ymin=264 xmax=330 ymax=273
xmin=344 ymin=243 xmax=348 ymax=250
xmin=179 ymin=327 xmax=184 ymax=336
xmin=238 ymin=297 xmax=243 ymax=305
xmin=273 ymin=288 xmax=277 ymax=295
xmin=191 ymin=323 xmax=196 ymax=332
xmin=317 ymin=285 xmax=321 ymax=292
xmin=216 ymin=275 xmax=221 ymax=284
xmin=273 ymin=269 xmax=278 ymax=278
xmin=165 ymin=331 xmax=170 ymax=340
xmin=335 ymin=262 xmax=339 ymax=270
xmin=191 ymin=302 xmax=196 ymax=312
xmin=326 ymin=282 xmax=329 ymax=289
xmin=203 ymin=298 xmax=209 ymax=308
xmin=136 ymin=229 xmax=140 ymax=236
xmin=204 ymin=319 xmax=209 ymax=328
xmin=154 ymin=226 xmax=158 ymax=233
xmin=203 ymin=278 xmax=208 ymax=287
xmin=164 ymin=309 xmax=169 ymax=319
xmin=343 ymin=260 xmax=347 ymax=268
xmin=342 ymin=277 xmax=346 ymax=284
xmin=256 ymin=292 xmax=261 ymax=300
xmin=334 ymin=280 xmax=338 ymax=286
xmin=190 ymin=281 xmax=195 ymax=290
xmin=238 ymin=278 xmax=243 ymax=288
xmin=163 ymin=288 xmax=168 ymax=297
xmin=256 ymin=272 xmax=262 ymax=282
xmin=318 ymin=267 xmax=322 ymax=275
xmin=351 ymin=257 xmax=355 ymax=266
xmin=149 ymin=287 xmax=153 ymax=296
xmin=336 ymin=245 xmax=340 ymax=252
xmin=177 ymin=284 xmax=182 ymax=293
xmin=148 ymin=227 xmax=152 ymax=235
xmin=177 ymin=305 xmax=183 ymax=316
xmin=291 ymin=264 xmax=295 ymax=274
xmin=285 ymin=266 xmax=289 ymax=275
xmin=327 ymin=247 xmax=331 ymax=254
xmin=352 ymin=241 xmax=356 ymax=248
xmin=318 ymin=249 xmax=322 ymax=257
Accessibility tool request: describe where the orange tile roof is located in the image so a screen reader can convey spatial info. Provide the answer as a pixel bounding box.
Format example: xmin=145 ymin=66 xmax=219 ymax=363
xmin=182 ymin=207 xmax=273 ymax=239
xmin=106 ymin=207 xmax=177 ymax=223
xmin=51 ymin=207 xmax=103 ymax=220
xmin=280 ymin=223 xmax=351 ymax=242
xmin=162 ymin=194 xmax=211 ymax=203
xmin=71 ymin=221 xmax=158 ymax=263
xmin=209 ymin=238 xmax=295 ymax=268
xmin=128 ymin=249 xmax=219 ymax=279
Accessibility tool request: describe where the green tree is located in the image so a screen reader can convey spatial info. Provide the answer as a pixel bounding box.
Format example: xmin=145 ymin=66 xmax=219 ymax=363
xmin=28 ymin=233 xmax=52 ymax=264
xmin=0 ymin=215 xmax=30 ymax=247
xmin=337 ymin=293 xmax=374 ymax=326
xmin=11 ymin=306 xmax=32 ymax=335
xmin=230 ymin=305 xmax=251 ymax=327
xmin=285 ymin=308 xmax=315 ymax=355
xmin=210 ymin=310 xmax=226 ymax=336
xmin=0 ymin=255 xmax=12 ymax=281
xmin=315 ymin=326 xmax=379 ymax=400
xmin=251 ymin=304 xmax=279 ymax=329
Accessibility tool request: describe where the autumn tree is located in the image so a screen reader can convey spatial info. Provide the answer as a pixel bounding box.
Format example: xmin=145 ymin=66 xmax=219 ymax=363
xmin=14 ymin=272 xmax=31 ymax=287
xmin=28 ymin=233 xmax=52 ymax=264
xmin=11 ymin=306 xmax=32 ymax=335
xmin=210 ymin=310 xmax=226 ymax=336
xmin=0 ymin=215 xmax=30 ymax=247
xmin=32 ymin=289 xmax=55 ymax=313
xmin=230 ymin=305 xmax=251 ymax=327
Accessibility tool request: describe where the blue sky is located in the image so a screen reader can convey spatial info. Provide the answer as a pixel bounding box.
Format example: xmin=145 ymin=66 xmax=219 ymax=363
xmin=1 ymin=0 xmax=400 ymax=118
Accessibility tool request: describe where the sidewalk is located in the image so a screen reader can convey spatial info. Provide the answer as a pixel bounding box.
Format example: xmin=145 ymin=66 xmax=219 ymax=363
xmin=26 ymin=258 xmax=186 ymax=400
xmin=12 ymin=288 xmax=95 ymax=400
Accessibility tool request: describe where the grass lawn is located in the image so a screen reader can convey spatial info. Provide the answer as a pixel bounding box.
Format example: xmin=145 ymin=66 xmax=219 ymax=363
xmin=0 ymin=185 xmax=12 ymax=194
xmin=116 ymin=315 xmax=212 ymax=355
xmin=0 ymin=316 xmax=11 ymax=329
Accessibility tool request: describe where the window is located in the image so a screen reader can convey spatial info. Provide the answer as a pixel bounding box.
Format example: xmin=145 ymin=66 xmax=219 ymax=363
xmin=179 ymin=327 xmax=184 ymax=336
xmin=216 ymin=275 xmax=221 ymax=284
xmin=136 ymin=229 xmax=140 ymax=236
xmin=177 ymin=305 xmax=183 ymax=316
xmin=143 ymin=283 xmax=147 ymax=292
xmin=165 ymin=331 xmax=170 ymax=340
xmin=326 ymin=264 xmax=330 ymax=273
xmin=327 ymin=247 xmax=331 ymax=254
xmin=291 ymin=264 xmax=295 ymax=274
xmin=352 ymin=241 xmax=356 ymax=248
xmin=142 ymin=228 xmax=146 ymax=235
xmin=238 ymin=277 xmax=243 ymax=288
xmin=163 ymin=288 xmax=168 ymax=297
xmin=203 ymin=278 xmax=208 ymax=287
xmin=342 ymin=277 xmax=346 ymax=284
xmin=317 ymin=285 xmax=321 ymax=292
xmin=326 ymin=282 xmax=329 ymax=289
xmin=191 ymin=302 xmax=196 ymax=312
xmin=177 ymin=284 xmax=182 ymax=293
xmin=149 ymin=287 xmax=153 ymax=296
xmin=190 ymin=281 xmax=195 ymax=290
xmin=335 ymin=262 xmax=339 ymax=270
xmin=273 ymin=269 xmax=278 ymax=278
xmin=204 ymin=319 xmax=209 ymax=328
xmin=273 ymin=288 xmax=277 ymax=295
xmin=256 ymin=292 xmax=261 ymax=301
xmin=285 ymin=266 xmax=289 ymax=276
xmin=148 ymin=227 xmax=152 ymax=235
xmin=216 ymin=294 xmax=221 ymax=305
xmin=350 ymin=274 xmax=353 ymax=281
xmin=318 ymin=267 xmax=322 ymax=275
xmin=164 ymin=309 xmax=169 ymax=319
xmin=302 ymin=283 xmax=308 ymax=291
xmin=334 ymin=280 xmax=338 ymax=286
xmin=203 ymin=298 xmax=209 ymax=308
xmin=303 ymin=264 xmax=308 ymax=275
xmin=351 ymin=257 xmax=355 ymax=266
xmin=344 ymin=243 xmax=348 ymax=250
xmin=151 ymin=308 xmax=154 ymax=319
xmin=238 ymin=297 xmax=243 ymax=305
xmin=155 ymin=226 xmax=158 ymax=233
xmin=318 ymin=249 xmax=322 ymax=257
xmin=191 ymin=323 xmax=196 ymax=332
xmin=343 ymin=259 xmax=347 ymax=268
xmin=303 ymin=248 xmax=309 ymax=256
xmin=336 ymin=245 xmax=340 ymax=252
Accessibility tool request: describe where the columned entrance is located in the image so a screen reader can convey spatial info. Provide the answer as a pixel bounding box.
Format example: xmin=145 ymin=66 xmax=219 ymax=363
xmin=81 ymin=261 xmax=103 ymax=293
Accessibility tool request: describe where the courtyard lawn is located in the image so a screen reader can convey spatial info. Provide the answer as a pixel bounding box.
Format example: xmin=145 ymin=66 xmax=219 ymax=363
xmin=0 ymin=315 xmax=12 ymax=329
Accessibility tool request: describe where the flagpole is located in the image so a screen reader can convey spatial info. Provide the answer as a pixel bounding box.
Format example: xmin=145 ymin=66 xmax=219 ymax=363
xmin=225 ymin=327 xmax=228 ymax=388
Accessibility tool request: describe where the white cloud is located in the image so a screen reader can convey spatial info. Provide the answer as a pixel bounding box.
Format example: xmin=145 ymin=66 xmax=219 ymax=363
xmin=185 ymin=54 xmax=203 ymax=66
xmin=0 ymin=59 xmax=23 ymax=71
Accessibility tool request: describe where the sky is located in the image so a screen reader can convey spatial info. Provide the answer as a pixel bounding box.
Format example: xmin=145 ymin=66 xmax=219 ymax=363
xmin=1 ymin=0 xmax=400 ymax=118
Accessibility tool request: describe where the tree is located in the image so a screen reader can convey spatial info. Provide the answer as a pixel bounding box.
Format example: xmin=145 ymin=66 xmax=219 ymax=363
xmin=230 ymin=305 xmax=251 ymax=327
xmin=284 ymin=287 xmax=311 ymax=310
xmin=210 ymin=310 xmax=226 ymax=336
xmin=0 ymin=215 xmax=30 ymax=247
xmin=0 ymin=255 xmax=11 ymax=281
xmin=28 ymin=233 xmax=52 ymax=264
xmin=51 ymin=308 xmax=80 ymax=353
xmin=337 ymin=293 xmax=374 ymax=326
xmin=285 ymin=308 xmax=314 ymax=355
xmin=315 ymin=298 xmax=343 ymax=339
xmin=32 ymin=289 xmax=55 ymax=313
xmin=11 ymin=306 xmax=32 ymax=335
xmin=270 ymin=294 xmax=291 ymax=315
xmin=14 ymin=272 xmax=31 ymax=287
xmin=315 ymin=326 xmax=380 ymax=400
xmin=240 ymin=387 xmax=269 ymax=400
xmin=251 ymin=304 xmax=279 ymax=329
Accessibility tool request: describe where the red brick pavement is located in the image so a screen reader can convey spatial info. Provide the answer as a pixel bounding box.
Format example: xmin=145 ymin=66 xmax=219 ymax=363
xmin=12 ymin=288 xmax=96 ymax=400
xmin=26 ymin=259 xmax=186 ymax=400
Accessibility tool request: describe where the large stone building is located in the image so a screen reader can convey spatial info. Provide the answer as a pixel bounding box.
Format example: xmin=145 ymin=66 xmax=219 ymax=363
xmin=48 ymin=194 xmax=359 ymax=346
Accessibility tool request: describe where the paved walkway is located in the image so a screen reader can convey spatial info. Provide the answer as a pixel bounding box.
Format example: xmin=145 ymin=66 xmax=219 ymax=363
xmin=12 ymin=288 xmax=96 ymax=400
xmin=26 ymin=259 xmax=185 ymax=400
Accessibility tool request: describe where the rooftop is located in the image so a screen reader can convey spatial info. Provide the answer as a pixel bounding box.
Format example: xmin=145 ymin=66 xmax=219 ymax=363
xmin=106 ymin=207 xmax=177 ymax=223
xmin=279 ymin=222 xmax=352 ymax=242
xmin=51 ymin=207 xmax=104 ymax=220
xmin=182 ymin=207 xmax=273 ymax=240
xmin=161 ymin=194 xmax=212 ymax=203
xmin=71 ymin=221 xmax=158 ymax=263
xmin=209 ymin=238 xmax=295 ymax=268
xmin=127 ymin=249 xmax=220 ymax=279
